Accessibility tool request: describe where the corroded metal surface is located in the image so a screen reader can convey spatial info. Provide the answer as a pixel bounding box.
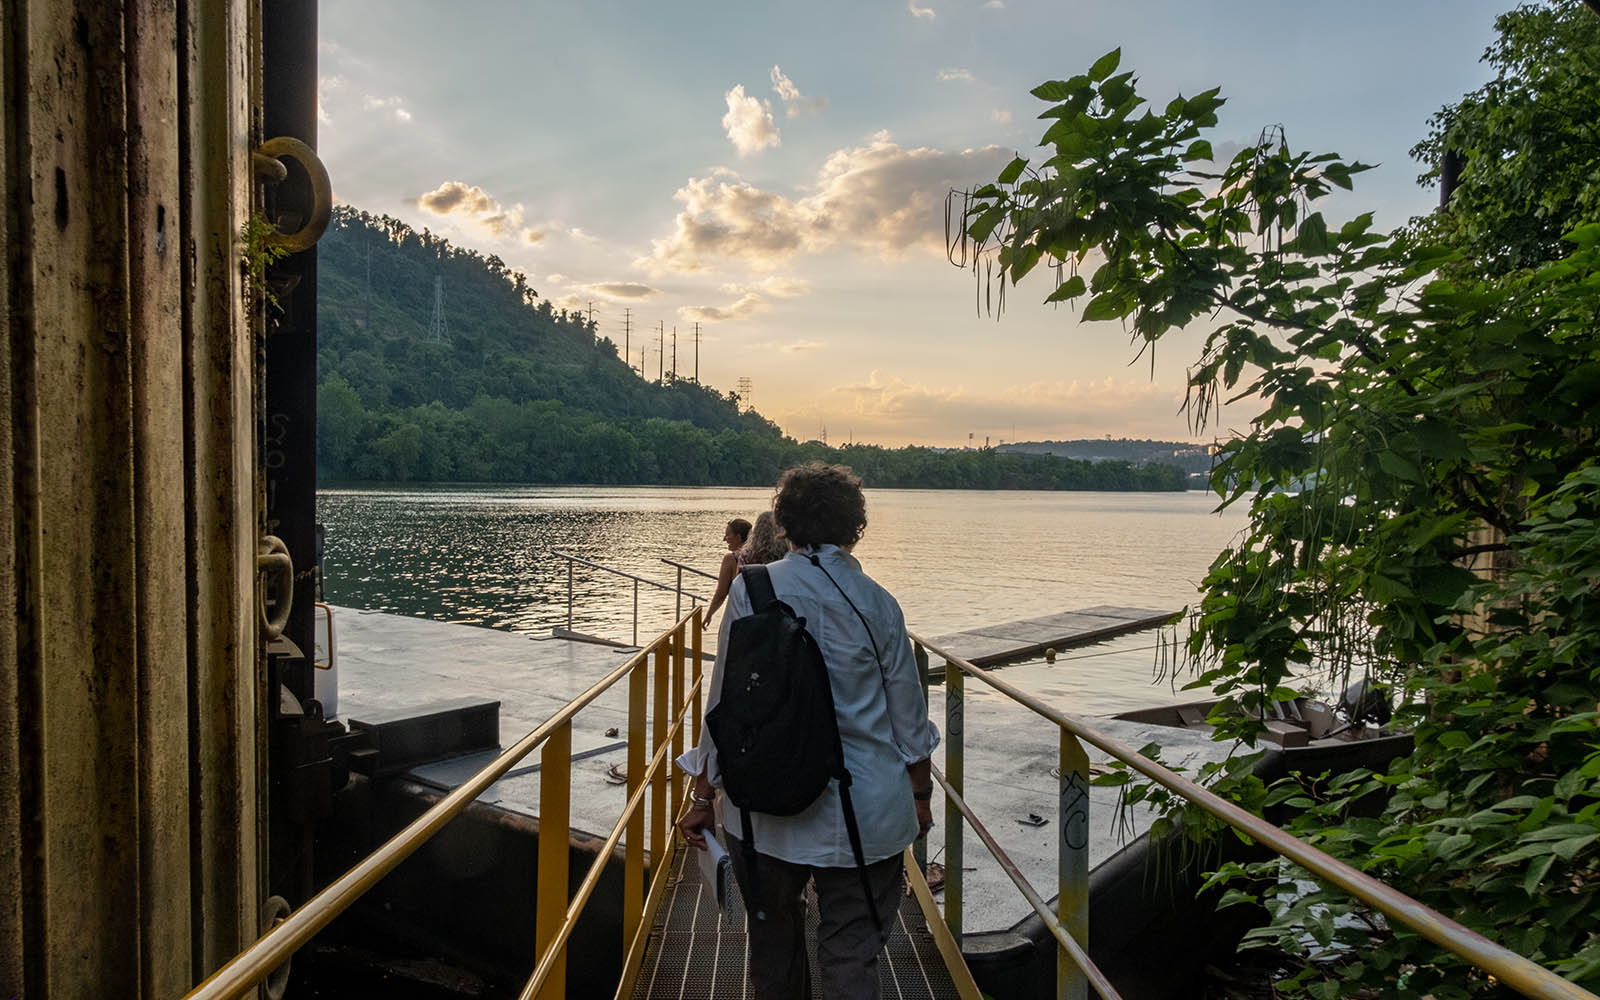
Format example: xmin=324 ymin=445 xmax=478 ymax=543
xmin=1 ymin=1 xmax=263 ymax=995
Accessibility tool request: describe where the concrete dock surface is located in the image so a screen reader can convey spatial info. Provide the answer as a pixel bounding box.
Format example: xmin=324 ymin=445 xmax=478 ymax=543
xmin=331 ymin=606 xmax=1233 ymax=935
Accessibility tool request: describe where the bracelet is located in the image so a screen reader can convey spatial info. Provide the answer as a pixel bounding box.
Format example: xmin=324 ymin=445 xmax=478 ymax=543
xmin=691 ymin=793 xmax=714 ymax=807
xmin=912 ymin=788 xmax=933 ymax=801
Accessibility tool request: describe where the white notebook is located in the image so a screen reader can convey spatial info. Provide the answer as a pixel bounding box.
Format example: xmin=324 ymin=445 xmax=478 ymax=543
xmin=693 ymin=826 xmax=737 ymax=923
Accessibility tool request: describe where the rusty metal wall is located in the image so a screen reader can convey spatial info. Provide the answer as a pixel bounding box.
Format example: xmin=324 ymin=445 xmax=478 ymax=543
xmin=1 ymin=0 xmax=265 ymax=996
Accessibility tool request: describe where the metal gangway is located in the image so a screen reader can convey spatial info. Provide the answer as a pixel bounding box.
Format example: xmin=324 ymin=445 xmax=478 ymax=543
xmin=181 ymin=608 xmax=1597 ymax=1000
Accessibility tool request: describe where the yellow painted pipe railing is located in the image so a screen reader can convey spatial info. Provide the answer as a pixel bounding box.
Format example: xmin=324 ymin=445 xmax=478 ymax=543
xmin=909 ymin=631 xmax=1599 ymax=1000
xmin=182 ymin=608 xmax=704 ymax=1000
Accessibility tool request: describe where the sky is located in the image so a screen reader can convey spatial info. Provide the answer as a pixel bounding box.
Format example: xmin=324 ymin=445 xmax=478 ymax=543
xmin=318 ymin=0 xmax=1513 ymax=448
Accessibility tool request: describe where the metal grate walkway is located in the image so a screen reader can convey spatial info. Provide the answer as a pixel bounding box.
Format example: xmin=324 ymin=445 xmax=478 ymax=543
xmin=629 ymin=848 xmax=976 ymax=1000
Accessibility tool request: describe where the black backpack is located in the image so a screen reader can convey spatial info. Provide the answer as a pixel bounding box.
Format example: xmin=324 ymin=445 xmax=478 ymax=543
xmin=706 ymin=558 xmax=884 ymax=929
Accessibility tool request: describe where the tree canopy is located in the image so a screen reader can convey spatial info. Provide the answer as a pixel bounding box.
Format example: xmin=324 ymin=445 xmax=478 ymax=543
xmin=954 ymin=1 xmax=1600 ymax=992
xmin=316 ymin=206 xmax=1186 ymax=492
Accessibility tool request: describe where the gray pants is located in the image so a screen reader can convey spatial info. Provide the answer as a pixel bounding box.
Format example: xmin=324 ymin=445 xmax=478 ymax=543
xmin=727 ymin=837 xmax=904 ymax=1000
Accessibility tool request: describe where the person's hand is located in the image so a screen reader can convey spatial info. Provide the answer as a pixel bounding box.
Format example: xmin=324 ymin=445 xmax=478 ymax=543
xmin=678 ymin=801 xmax=715 ymax=850
xmin=914 ymin=798 xmax=934 ymax=840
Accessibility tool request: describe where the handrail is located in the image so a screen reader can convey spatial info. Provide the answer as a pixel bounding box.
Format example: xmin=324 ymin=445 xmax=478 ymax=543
xmin=551 ymin=549 xmax=707 ymax=645
xmin=659 ymin=556 xmax=718 ymax=580
xmin=517 ymin=677 xmax=701 ymax=1000
xmin=909 ymin=630 xmax=1598 ymax=1000
xmin=932 ymin=762 xmax=1122 ymax=1000
xmin=183 ymin=607 xmax=704 ymax=1000
xmin=552 ymin=549 xmax=704 ymax=596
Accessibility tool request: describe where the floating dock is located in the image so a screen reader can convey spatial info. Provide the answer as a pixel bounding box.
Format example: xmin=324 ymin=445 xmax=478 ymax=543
xmin=920 ymin=605 xmax=1178 ymax=673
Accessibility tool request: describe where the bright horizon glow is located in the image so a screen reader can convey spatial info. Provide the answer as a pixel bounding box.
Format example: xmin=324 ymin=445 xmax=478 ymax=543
xmin=319 ymin=0 xmax=1509 ymax=448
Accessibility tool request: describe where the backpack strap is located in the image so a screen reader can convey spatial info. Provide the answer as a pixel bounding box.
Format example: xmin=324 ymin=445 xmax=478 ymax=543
xmin=739 ymin=564 xmax=778 ymax=613
xmin=805 ymin=552 xmax=887 ymax=938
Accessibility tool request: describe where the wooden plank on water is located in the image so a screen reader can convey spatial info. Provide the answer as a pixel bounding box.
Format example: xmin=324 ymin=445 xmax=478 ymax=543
xmin=922 ymin=606 xmax=1177 ymax=673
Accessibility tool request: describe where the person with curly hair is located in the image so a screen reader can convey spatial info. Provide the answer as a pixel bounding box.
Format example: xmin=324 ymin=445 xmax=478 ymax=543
xmin=739 ymin=510 xmax=789 ymax=566
xmin=677 ymin=463 xmax=938 ymax=1000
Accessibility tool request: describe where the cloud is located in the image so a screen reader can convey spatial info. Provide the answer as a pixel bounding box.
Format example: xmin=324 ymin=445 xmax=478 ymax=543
xmin=546 ymin=273 xmax=570 ymax=284
xmin=991 ymin=109 xmax=1012 ymax=123
xmin=908 ymin=0 xmax=936 ymax=18
xmin=585 ymin=281 xmax=661 ymax=299
xmin=679 ymin=293 xmax=768 ymax=323
xmin=771 ymin=66 xmax=828 ymax=118
xmin=642 ymin=132 xmax=1011 ymax=272
xmin=810 ymin=371 xmax=1187 ymax=437
xmin=678 ymin=275 xmax=815 ymax=324
xmin=722 ymin=85 xmax=780 ymax=157
xmin=317 ymin=75 xmax=345 ymax=124
xmin=414 ymin=181 xmax=545 ymax=245
xmin=779 ymin=339 xmax=825 ymax=354
xmin=985 ymin=0 xmax=1004 ymax=7
xmin=720 ymin=275 xmax=812 ymax=298
xmin=937 ymin=68 xmax=975 ymax=82
xmin=361 ymin=94 xmax=413 ymax=123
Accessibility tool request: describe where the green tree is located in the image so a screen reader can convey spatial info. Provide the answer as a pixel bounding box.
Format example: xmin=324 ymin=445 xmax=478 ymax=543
xmin=954 ymin=8 xmax=1600 ymax=994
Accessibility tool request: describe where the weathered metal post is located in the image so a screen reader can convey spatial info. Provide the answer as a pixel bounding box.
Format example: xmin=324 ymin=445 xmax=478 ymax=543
xmin=566 ymin=559 xmax=573 ymax=631
xmin=1058 ymin=730 xmax=1091 ymax=1000
xmin=675 ymin=567 xmax=683 ymax=621
xmin=623 ymin=660 xmax=647 ymax=950
xmin=632 ymin=579 xmax=639 ymax=647
xmin=945 ymin=659 xmax=964 ymax=945
xmin=535 ymin=722 xmax=572 ymax=999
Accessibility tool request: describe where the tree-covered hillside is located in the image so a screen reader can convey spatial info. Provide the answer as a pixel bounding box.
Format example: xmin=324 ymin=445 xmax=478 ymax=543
xmin=315 ymin=206 xmax=1185 ymax=490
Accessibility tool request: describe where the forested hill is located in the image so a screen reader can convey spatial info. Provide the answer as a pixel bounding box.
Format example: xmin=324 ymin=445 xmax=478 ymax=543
xmin=314 ymin=206 xmax=1185 ymax=491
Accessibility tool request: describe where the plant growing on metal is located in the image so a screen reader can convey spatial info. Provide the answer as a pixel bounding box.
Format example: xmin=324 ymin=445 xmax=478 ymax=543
xmin=950 ymin=3 xmax=1600 ymax=993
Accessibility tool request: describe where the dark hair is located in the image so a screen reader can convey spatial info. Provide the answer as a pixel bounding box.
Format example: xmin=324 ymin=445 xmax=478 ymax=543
xmin=726 ymin=518 xmax=752 ymax=543
xmin=741 ymin=511 xmax=789 ymax=564
xmin=773 ymin=463 xmax=866 ymax=549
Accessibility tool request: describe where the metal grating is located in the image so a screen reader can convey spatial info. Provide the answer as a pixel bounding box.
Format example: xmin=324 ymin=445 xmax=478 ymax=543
xmin=630 ymin=849 xmax=967 ymax=999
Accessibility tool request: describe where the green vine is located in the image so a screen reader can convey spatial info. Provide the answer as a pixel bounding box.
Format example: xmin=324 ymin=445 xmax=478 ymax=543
xmin=240 ymin=212 xmax=289 ymax=311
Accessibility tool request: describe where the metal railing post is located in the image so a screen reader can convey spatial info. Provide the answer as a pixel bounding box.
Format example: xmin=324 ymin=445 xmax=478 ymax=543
xmin=651 ymin=638 xmax=669 ymax=870
xmin=632 ymin=578 xmax=639 ymax=647
xmin=624 ymin=659 xmax=647 ymax=949
xmin=691 ymin=610 xmax=703 ymax=744
xmin=675 ymin=567 xmax=683 ymax=621
xmin=1058 ymin=730 xmax=1090 ymax=1000
xmin=945 ymin=659 xmax=964 ymax=945
xmin=566 ymin=558 xmax=573 ymax=631
xmin=671 ymin=625 xmax=686 ymax=814
xmin=535 ymin=721 xmax=571 ymax=999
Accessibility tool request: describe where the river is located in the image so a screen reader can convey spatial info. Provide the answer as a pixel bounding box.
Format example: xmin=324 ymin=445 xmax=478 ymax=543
xmin=318 ymin=485 xmax=1247 ymax=713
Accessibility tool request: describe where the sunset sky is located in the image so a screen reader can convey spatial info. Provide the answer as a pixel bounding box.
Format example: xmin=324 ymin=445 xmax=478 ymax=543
xmin=319 ymin=0 xmax=1509 ymax=447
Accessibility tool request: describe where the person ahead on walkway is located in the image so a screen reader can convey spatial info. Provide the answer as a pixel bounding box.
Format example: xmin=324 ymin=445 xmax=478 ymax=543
xmin=703 ymin=517 xmax=751 ymax=627
xmin=740 ymin=510 xmax=789 ymax=566
xmin=676 ymin=463 xmax=938 ymax=1000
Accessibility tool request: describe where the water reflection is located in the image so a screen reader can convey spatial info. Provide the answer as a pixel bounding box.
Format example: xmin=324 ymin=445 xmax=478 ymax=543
xmin=318 ymin=484 xmax=1245 ymax=649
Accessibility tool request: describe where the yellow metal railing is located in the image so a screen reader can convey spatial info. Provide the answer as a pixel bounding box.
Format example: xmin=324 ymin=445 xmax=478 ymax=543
xmin=910 ymin=631 xmax=1599 ymax=1000
xmin=183 ymin=608 xmax=704 ymax=1000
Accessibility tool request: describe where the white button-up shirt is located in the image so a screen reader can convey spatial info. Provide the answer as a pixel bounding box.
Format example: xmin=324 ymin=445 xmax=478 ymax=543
xmin=676 ymin=544 xmax=939 ymax=866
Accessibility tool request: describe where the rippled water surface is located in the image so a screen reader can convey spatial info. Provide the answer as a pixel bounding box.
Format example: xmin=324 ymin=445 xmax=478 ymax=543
xmin=319 ymin=485 xmax=1245 ymax=648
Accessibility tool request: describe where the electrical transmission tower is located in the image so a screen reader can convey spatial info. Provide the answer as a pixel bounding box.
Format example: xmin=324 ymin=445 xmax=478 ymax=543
xmin=736 ymin=376 xmax=753 ymax=412
xmin=670 ymin=325 xmax=677 ymax=384
xmin=693 ymin=322 xmax=700 ymax=382
xmin=623 ymin=308 xmax=631 ymax=371
xmin=427 ymin=274 xmax=450 ymax=344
